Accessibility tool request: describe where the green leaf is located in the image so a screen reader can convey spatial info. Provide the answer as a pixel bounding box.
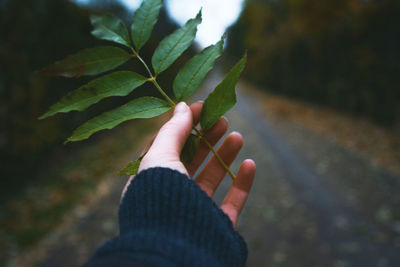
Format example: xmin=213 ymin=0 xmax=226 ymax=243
xmin=200 ymin=53 xmax=247 ymax=131
xmin=37 ymin=46 xmax=132 ymax=78
xmin=116 ymin=156 xmax=144 ymax=176
xmin=173 ymin=35 xmax=224 ymax=101
xmin=181 ymin=134 xmax=200 ymax=164
xmin=66 ymin=97 xmax=171 ymax=143
xmin=90 ymin=15 xmax=131 ymax=48
xmin=39 ymin=71 xmax=147 ymax=119
xmin=152 ymin=10 xmax=202 ymax=75
xmin=131 ymin=0 xmax=162 ymax=51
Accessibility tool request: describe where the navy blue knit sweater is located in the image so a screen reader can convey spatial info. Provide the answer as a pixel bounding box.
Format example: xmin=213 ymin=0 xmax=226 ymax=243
xmin=86 ymin=167 xmax=247 ymax=267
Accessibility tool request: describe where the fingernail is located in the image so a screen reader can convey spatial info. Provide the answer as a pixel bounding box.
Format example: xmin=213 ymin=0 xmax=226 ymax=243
xmin=231 ymin=131 xmax=242 ymax=137
xmin=174 ymin=102 xmax=188 ymax=114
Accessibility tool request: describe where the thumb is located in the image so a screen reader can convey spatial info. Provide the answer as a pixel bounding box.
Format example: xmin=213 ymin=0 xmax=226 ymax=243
xmin=146 ymin=102 xmax=193 ymax=159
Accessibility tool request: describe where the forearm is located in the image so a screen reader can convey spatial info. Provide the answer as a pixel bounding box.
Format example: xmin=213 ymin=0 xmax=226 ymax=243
xmin=86 ymin=167 xmax=247 ymax=267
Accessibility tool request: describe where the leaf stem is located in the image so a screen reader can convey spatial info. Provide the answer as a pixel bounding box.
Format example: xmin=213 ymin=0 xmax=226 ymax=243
xmin=151 ymin=79 xmax=176 ymax=107
xmin=192 ymin=127 xmax=236 ymax=180
xmin=132 ymin=48 xmax=235 ymax=180
xmin=132 ymin=49 xmax=176 ymax=107
xmin=136 ymin=53 xmax=154 ymax=78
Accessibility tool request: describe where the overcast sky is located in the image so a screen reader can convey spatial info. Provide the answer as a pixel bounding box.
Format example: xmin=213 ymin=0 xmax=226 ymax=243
xmin=75 ymin=0 xmax=244 ymax=48
xmin=163 ymin=0 xmax=244 ymax=48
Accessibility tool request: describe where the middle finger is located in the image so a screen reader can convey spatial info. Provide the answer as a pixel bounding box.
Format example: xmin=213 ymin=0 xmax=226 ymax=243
xmin=186 ymin=117 xmax=228 ymax=176
xmin=195 ymin=132 xmax=243 ymax=197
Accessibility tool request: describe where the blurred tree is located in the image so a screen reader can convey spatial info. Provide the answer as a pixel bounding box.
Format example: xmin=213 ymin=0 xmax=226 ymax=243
xmin=227 ymin=0 xmax=400 ymax=126
xmin=0 ymin=0 xmax=95 ymax=197
xmin=0 ymin=0 xmax=182 ymax=198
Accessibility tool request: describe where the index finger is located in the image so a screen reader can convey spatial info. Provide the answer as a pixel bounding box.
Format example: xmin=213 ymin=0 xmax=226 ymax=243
xmin=190 ymin=101 xmax=203 ymax=125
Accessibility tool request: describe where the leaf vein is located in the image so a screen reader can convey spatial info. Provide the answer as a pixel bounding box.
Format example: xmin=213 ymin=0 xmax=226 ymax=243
xmin=70 ymin=79 xmax=143 ymax=108
xmin=63 ymin=56 xmax=129 ymax=70
xmin=98 ymin=24 xmax=128 ymax=46
xmin=136 ymin=6 xmax=153 ymax=48
xmin=181 ymin=53 xmax=215 ymax=98
xmin=157 ymin=26 xmax=194 ymax=72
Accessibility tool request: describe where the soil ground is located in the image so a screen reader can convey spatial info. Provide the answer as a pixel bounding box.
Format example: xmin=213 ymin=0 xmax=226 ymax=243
xmin=6 ymin=74 xmax=400 ymax=267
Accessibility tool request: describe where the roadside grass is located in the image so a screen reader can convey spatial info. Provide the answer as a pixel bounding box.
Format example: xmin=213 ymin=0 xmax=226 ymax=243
xmin=0 ymin=117 xmax=163 ymax=264
xmin=241 ymin=82 xmax=400 ymax=176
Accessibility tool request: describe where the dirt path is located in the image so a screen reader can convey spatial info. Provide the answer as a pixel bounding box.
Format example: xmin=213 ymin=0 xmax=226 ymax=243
xmin=25 ymin=74 xmax=400 ymax=267
xmin=227 ymin=84 xmax=400 ymax=267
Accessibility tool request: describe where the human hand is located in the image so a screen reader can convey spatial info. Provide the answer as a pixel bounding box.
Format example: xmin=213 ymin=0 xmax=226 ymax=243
xmin=125 ymin=101 xmax=256 ymax=227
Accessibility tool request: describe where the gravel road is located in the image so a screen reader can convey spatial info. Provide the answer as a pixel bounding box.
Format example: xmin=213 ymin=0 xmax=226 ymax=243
xmin=33 ymin=74 xmax=400 ymax=267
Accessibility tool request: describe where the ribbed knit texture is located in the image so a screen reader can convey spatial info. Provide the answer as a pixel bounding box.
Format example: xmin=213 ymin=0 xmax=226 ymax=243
xmin=88 ymin=167 xmax=247 ymax=267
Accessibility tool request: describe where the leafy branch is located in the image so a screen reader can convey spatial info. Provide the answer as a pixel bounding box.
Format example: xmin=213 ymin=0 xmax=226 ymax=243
xmin=38 ymin=0 xmax=246 ymax=179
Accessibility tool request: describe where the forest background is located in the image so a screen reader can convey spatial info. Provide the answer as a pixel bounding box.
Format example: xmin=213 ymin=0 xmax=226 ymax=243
xmin=1 ymin=0 xmax=399 ymax=264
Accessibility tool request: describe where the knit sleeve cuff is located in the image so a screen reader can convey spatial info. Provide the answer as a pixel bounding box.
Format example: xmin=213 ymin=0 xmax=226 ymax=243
xmin=115 ymin=167 xmax=247 ymax=266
